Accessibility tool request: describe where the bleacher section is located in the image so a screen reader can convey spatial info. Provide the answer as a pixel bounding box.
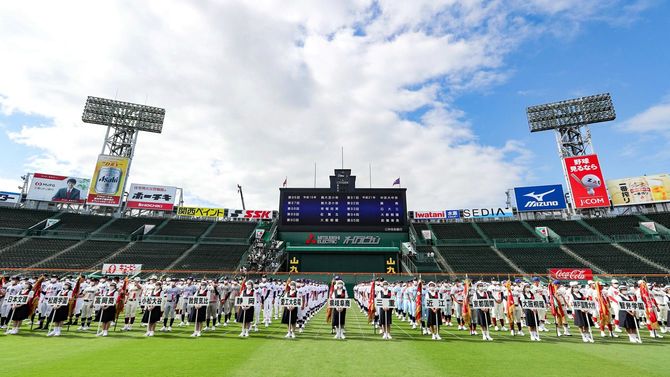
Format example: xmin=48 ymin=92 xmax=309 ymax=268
xmin=98 ymin=217 xmax=165 ymax=235
xmin=477 ymin=221 xmax=536 ymax=239
xmin=525 ymin=219 xmax=594 ymax=237
xmin=0 ymin=208 xmax=53 ymax=230
xmin=172 ymin=244 xmax=248 ymax=271
xmin=155 ymin=220 xmax=211 ymax=238
xmin=413 ymin=246 xmax=442 ymax=272
xmin=430 ymin=223 xmax=483 ymax=240
xmin=52 ymin=213 xmax=112 ymax=233
xmin=582 ymin=216 xmax=643 ymax=236
xmin=436 ymin=246 xmax=516 ymax=273
xmin=0 ymin=236 xmax=20 ymax=249
xmin=105 ymin=242 xmax=192 ymax=270
xmin=411 ymin=222 xmax=430 ymax=239
xmin=0 ymin=238 xmax=79 ymax=268
xmin=500 ymin=247 xmax=585 ymax=274
xmin=620 ymin=242 xmax=670 ymax=270
xmin=645 ymin=213 xmax=670 ymax=229
xmin=37 ymin=240 xmax=127 ymax=269
xmin=205 ymin=222 xmax=256 ymax=239
xmin=568 ymin=243 xmax=665 ymax=274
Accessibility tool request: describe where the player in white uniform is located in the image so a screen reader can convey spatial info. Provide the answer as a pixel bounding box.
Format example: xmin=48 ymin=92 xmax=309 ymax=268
xmin=489 ymin=280 xmax=507 ymax=331
xmin=1 ymin=276 xmax=21 ymax=329
xmin=122 ymin=278 xmax=142 ymax=331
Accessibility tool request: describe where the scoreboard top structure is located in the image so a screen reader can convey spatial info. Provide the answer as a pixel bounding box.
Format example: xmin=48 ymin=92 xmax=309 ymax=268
xmin=279 ymin=169 xmax=408 ymax=233
xmin=82 ymin=96 xmax=166 ymax=134
xmin=526 ymin=93 xmax=615 ymax=133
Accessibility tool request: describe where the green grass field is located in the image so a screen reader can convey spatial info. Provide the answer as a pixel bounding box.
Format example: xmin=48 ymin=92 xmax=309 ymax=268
xmin=3 ymin=306 xmax=668 ymax=377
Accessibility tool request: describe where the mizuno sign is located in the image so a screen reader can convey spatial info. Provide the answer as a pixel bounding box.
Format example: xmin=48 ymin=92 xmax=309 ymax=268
xmin=514 ymin=184 xmax=567 ymax=212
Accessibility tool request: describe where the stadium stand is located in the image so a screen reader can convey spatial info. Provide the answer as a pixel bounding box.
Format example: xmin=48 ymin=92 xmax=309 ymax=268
xmin=582 ymin=215 xmax=643 ymax=236
xmin=104 ymin=241 xmax=192 ymax=270
xmin=97 ymin=217 xmax=165 ymax=235
xmin=0 ymin=207 xmax=54 ymax=230
xmin=436 ymin=246 xmax=517 ymax=273
xmin=619 ymin=241 xmax=670 ymax=270
xmin=51 ymin=213 xmax=112 ymax=233
xmin=429 ymin=223 xmax=483 ymax=240
xmin=411 ymin=222 xmax=430 ymax=239
xmin=524 ymin=219 xmax=595 ymax=237
xmin=172 ymin=244 xmax=248 ymax=271
xmin=154 ymin=220 xmax=211 ymax=238
xmin=413 ymin=246 xmax=442 ymax=272
xmin=36 ymin=240 xmax=127 ymax=269
xmin=0 ymin=238 xmax=79 ymax=268
xmin=499 ymin=246 xmax=585 ymax=274
xmin=568 ymin=243 xmax=665 ymax=274
xmin=204 ymin=221 xmax=257 ymax=239
xmin=645 ymin=213 xmax=670 ymax=229
xmin=477 ymin=221 xmax=537 ymax=239
xmin=0 ymin=236 xmax=20 ymax=249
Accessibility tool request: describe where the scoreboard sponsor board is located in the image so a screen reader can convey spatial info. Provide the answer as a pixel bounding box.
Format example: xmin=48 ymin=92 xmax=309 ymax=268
xmin=279 ymin=188 xmax=407 ymax=232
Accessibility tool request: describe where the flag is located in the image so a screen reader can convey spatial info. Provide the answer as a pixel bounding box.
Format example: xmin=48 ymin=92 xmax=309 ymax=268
xmin=115 ymin=276 xmax=129 ymax=321
xmin=462 ymin=279 xmax=472 ymax=324
xmin=0 ymin=275 xmax=5 ymax=290
xmin=325 ymin=277 xmax=335 ymax=323
xmin=284 ymin=275 xmax=291 ymax=293
xmin=28 ymin=275 xmax=45 ymax=317
xmin=415 ymin=279 xmax=423 ymax=323
xmin=638 ymin=281 xmax=659 ymax=330
xmin=392 ymin=178 xmax=400 ymax=186
xmin=68 ymin=275 xmax=83 ymax=318
xmin=282 ymin=177 xmax=287 ymax=188
xmin=367 ymin=277 xmax=376 ymax=323
xmin=594 ymin=282 xmax=610 ymax=328
xmin=505 ymin=280 xmax=515 ymax=325
xmin=547 ymin=281 xmax=565 ymax=326
xmin=239 ymin=276 xmax=246 ymax=294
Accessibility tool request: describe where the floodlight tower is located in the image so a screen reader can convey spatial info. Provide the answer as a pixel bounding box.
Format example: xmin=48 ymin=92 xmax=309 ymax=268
xmin=82 ymin=96 xmax=165 ymax=214
xmin=526 ymin=93 xmax=616 ymax=214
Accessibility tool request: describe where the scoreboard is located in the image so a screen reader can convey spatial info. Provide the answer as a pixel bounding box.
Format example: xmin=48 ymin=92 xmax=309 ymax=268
xmin=279 ymin=188 xmax=407 ymax=232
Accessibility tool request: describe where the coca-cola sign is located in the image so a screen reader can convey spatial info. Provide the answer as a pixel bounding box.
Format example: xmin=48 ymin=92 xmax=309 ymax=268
xmin=550 ymin=268 xmax=593 ymax=281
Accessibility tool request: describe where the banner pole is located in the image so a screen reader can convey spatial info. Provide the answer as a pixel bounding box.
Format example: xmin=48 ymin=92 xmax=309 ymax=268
xmin=47 ymin=301 xmax=57 ymax=336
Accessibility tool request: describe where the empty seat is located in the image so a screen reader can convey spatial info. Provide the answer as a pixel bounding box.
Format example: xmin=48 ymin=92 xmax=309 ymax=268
xmin=583 ymin=216 xmax=643 ymax=236
xmin=37 ymin=240 xmax=127 ymax=269
xmin=477 ymin=221 xmax=536 ymax=239
xmin=99 ymin=217 xmax=165 ymax=235
xmin=429 ymin=223 xmax=483 ymax=240
xmin=0 ymin=208 xmax=54 ymax=230
xmin=172 ymin=244 xmax=248 ymax=271
xmin=105 ymin=242 xmax=191 ymax=270
xmin=525 ymin=219 xmax=595 ymax=237
xmin=205 ymin=222 xmax=257 ymax=239
xmin=52 ymin=213 xmax=112 ymax=233
xmin=0 ymin=238 xmax=79 ymax=268
xmin=436 ymin=246 xmax=516 ymax=273
xmin=568 ymin=243 xmax=664 ymax=274
xmin=619 ymin=241 xmax=670 ymax=270
xmin=500 ymin=247 xmax=585 ymax=274
xmin=155 ymin=220 xmax=212 ymax=238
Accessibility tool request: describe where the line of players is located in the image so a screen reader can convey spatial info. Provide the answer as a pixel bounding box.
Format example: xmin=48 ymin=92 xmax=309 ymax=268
xmin=354 ymin=277 xmax=670 ymax=343
xmin=0 ymin=274 xmax=328 ymax=338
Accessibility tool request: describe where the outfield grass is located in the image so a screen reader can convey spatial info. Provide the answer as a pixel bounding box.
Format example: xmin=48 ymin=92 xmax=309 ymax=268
xmin=2 ymin=306 xmax=668 ymax=377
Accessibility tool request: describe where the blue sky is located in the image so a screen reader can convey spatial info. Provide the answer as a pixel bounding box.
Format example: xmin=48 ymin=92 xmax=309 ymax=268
xmin=0 ymin=1 xmax=669 ymax=209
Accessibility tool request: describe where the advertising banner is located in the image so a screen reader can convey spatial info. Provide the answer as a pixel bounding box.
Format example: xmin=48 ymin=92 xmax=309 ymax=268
xmin=228 ymin=209 xmax=274 ymax=220
xmin=102 ymin=263 xmax=142 ymax=275
xmin=412 ymin=211 xmax=446 ymax=220
xmin=606 ymin=173 xmax=670 ymax=206
xmin=126 ymin=183 xmax=177 ymax=211
xmin=27 ymin=173 xmax=90 ymax=204
xmin=549 ymin=268 xmax=593 ymax=281
xmin=0 ymin=191 xmax=21 ymax=205
xmin=514 ymin=184 xmax=567 ymax=212
xmin=460 ymin=207 xmax=513 ymax=219
xmin=563 ymin=154 xmax=610 ymax=209
xmin=445 ymin=210 xmax=460 ymax=219
xmin=87 ymin=155 xmax=129 ymax=207
xmin=176 ymin=206 xmax=227 ymax=219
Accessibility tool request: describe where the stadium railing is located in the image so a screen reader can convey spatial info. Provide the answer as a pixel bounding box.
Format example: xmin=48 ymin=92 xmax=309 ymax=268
xmin=0 ymin=227 xmax=27 ymax=236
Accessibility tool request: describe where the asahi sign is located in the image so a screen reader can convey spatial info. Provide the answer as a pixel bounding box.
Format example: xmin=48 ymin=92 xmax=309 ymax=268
xmin=549 ymin=268 xmax=593 ymax=281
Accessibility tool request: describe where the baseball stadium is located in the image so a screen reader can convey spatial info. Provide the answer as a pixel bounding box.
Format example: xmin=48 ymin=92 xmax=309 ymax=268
xmin=1 ymin=2 xmax=670 ymax=377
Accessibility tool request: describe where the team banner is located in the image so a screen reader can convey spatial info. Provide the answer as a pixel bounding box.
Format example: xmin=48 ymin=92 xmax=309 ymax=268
xmin=93 ymin=296 xmax=116 ymax=307
xmin=514 ymin=184 xmax=567 ymax=212
xmin=126 ymin=183 xmax=177 ymax=211
xmin=5 ymin=295 xmax=30 ymax=305
xmin=87 ymin=155 xmax=129 ymax=207
xmin=520 ymin=299 xmax=547 ymax=309
xmin=0 ymin=191 xmax=21 ymax=205
xmin=426 ymin=297 xmax=448 ymax=309
xmin=472 ymin=299 xmax=496 ymax=309
xmin=460 ymin=207 xmax=513 ymax=219
xmin=27 ymin=173 xmax=90 ymax=204
xmin=140 ymin=296 xmax=164 ymax=306
xmin=412 ymin=211 xmax=446 ymax=220
xmin=549 ymin=268 xmax=593 ymax=281
xmin=279 ymin=297 xmax=303 ymax=307
xmin=187 ymin=297 xmax=209 ymax=307
xmin=572 ymin=300 xmax=596 ymax=311
xmin=563 ymin=154 xmax=610 ymax=208
xmin=176 ymin=206 xmax=227 ymax=219
xmin=619 ymin=301 xmax=646 ymax=311
xmin=328 ymin=298 xmax=351 ymax=309
xmin=606 ymin=173 xmax=670 ymax=206
xmin=102 ymin=263 xmax=142 ymax=275
xmin=374 ymin=298 xmax=396 ymax=309
xmin=227 ymin=209 xmax=274 ymax=220
xmin=235 ymin=296 xmax=256 ymax=306
xmin=46 ymin=296 xmax=69 ymax=306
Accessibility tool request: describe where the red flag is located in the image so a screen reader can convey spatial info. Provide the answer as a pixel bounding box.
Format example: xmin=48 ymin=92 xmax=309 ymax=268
xmin=415 ymin=280 xmax=423 ymax=323
xmin=548 ymin=281 xmax=565 ymax=325
xmin=462 ymin=279 xmax=471 ymax=325
xmin=367 ymin=278 xmax=376 ymax=323
xmin=595 ymin=282 xmax=610 ymax=327
xmin=638 ymin=281 xmax=659 ymax=330
xmin=239 ymin=277 xmax=246 ymax=294
xmin=115 ymin=277 xmax=129 ymax=320
xmin=28 ymin=275 xmax=45 ymax=316
xmin=325 ymin=278 xmax=335 ymax=323
xmin=68 ymin=275 xmax=83 ymax=317
xmin=505 ymin=280 xmax=515 ymax=325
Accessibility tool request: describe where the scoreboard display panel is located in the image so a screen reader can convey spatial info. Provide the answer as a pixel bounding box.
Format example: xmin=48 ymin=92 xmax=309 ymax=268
xmin=279 ymin=188 xmax=407 ymax=232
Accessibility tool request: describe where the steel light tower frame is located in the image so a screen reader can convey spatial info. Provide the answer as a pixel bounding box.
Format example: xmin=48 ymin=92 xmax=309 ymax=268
xmin=526 ymin=93 xmax=616 ymax=214
xmin=82 ymin=96 xmax=165 ymax=214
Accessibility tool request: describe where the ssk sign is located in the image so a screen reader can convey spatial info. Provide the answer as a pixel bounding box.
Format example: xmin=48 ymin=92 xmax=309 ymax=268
xmin=550 ymin=268 xmax=593 ymax=281
xmin=227 ymin=209 xmax=274 ymax=220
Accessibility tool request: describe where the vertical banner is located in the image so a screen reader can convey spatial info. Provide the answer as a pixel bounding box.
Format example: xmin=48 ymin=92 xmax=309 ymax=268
xmin=87 ymin=155 xmax=130 ymax=207
xmin=563 ymin=154 xmax=610 ymax=209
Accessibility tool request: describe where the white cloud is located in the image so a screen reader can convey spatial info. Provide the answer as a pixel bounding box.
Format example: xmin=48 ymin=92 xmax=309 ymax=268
xmin=620 ymin=100 xmax=670 ymax=134
xmin=0 ymin=0 xmax=648 ymax=209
